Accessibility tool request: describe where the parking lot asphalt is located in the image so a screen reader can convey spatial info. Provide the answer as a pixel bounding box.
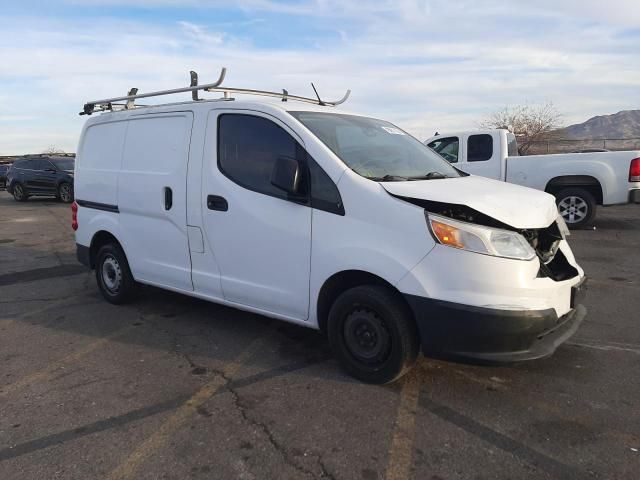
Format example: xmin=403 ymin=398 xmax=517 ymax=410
xmin=0 ymin=191 xmax=638 ymax=480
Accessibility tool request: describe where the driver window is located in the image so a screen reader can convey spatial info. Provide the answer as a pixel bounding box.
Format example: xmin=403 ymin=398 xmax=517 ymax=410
xmin=32 ymin=159 xmax=50 ymax=171
xmin=426 ymin=137 xmax=459 ymax=163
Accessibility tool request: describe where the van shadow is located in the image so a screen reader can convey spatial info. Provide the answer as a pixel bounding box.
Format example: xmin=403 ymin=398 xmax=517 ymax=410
xmin=12 ymin=278 xmax=351 ymax=386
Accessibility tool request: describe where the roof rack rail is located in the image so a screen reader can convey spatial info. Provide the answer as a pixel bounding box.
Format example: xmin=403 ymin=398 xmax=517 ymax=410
xmin=80 ymin=67 xmax=351 ymax=115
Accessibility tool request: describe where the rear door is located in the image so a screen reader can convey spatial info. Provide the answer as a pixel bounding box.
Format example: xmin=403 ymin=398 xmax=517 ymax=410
xmin=457 ymin=133 xmax=502 ymax=179
xmin=118 ymin=112 xmax=194 ymax=291
xmin=199 ymin=110 xmax=312 ymax=320
xmin=40 ymin=160 xmax=59 ymax=193
xmin=25 ymin=159 xmax=50 ymax=193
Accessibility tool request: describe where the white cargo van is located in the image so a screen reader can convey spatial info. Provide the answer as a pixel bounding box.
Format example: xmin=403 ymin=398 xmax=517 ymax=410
xmin=73 ymin=70 xmax=586 ymax=383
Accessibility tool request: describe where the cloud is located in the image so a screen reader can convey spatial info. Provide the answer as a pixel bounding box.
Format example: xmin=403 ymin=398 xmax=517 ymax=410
xmin=0 ymin=2 xmax=639 ymax=153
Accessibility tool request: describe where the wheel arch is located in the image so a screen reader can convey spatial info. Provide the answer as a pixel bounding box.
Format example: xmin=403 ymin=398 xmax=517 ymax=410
xmin=89 ymin=230 xmax=123 ymax=269
xmin=316 ymin=269 xmax=415 ymax=335
xmin=545 ymin=175 xmax=603 ymax=205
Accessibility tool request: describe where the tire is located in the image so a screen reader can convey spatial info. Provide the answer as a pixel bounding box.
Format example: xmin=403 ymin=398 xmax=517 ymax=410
xmin=555 ymin=188 xmax=597 ymax=229
xmin=327 ymin=285 xmax=419 ymax=384
xmin=12 ymin=183 xmax=28 ymax=202
xmin=95 ymin=243 xmax=138 ymax=304
xmin=58 ymin=182 xmax=74 ymax=203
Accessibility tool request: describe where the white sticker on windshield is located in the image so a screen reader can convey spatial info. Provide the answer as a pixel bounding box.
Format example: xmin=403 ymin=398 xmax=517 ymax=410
xmin=381 ymin=126 xmax=405 ymax=135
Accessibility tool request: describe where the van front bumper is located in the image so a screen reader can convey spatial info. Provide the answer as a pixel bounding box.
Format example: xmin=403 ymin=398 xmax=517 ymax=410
xmin=404 ymin=281 xmax=586 ymax=363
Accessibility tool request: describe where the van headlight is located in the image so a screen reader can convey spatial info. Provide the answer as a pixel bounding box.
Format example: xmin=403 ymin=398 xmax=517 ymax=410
xmin=427 ymin=213 xmax=536 ymax=261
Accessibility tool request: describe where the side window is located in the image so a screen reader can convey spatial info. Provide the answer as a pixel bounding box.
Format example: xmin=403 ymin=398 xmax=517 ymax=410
xmin=467 ymin=134 xmax=493 ymax=162
xmin=307 ymin=158 xmax=344 ymax=215
xmin=31 ymin=160 xmax=46 ymax=170
xmin=218 ymin=114 xmax=300 ymax=200
xmin=42 ymin=160 xmax=55 ymax=171
xmin=426 ymin=136 xmax=459 ymax=163
xmin=20 ymin=160 xmax=35 ymax=170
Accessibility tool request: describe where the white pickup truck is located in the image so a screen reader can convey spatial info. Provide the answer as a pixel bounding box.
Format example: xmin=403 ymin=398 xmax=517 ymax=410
xmin=425 ymin=129 xmax=640 ymax=227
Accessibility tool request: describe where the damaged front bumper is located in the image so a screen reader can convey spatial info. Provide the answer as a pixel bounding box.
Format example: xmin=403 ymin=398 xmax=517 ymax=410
xmin=396 ymin=231 xmax=587 ymax=363
xmin=404 ymin=277 xmax=587 ymax=363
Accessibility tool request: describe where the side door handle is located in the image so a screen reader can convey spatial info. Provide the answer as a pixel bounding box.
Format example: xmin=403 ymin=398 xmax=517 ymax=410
xmin=207 ymin=195 xmax=228 ymax=211
xmin=164 ymin=187 xmax=173 ymax=210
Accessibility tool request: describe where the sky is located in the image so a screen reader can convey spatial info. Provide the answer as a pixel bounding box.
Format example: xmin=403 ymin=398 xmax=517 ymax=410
xmin=0 ymin=0 xmax=639 ymax=154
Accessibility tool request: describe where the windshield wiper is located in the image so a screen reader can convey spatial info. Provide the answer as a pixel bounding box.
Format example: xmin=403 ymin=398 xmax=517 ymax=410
xmin=368 ymin=174 xmax=408 ymax=182
xmin=407 ymin=171 xmax=448 ymax=180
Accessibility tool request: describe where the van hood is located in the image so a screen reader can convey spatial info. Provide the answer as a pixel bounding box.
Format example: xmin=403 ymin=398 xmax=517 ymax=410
xmin=381 ymin=175 xmax=558 ymax=229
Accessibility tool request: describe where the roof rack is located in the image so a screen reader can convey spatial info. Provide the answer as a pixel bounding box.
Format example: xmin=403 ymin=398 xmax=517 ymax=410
xmin=80 ymin=67 xmax=351 ymax=116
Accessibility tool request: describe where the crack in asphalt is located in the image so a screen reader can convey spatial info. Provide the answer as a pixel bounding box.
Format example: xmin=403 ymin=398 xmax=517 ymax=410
xmin=217 ymin=365 xmax=320 ymax=480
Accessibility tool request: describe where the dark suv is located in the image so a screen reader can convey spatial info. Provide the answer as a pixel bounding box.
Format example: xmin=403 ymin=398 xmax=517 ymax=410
xmin=6 ymin=156 xmax=75 ymax=203
xmin=0 ymin=164 xmax=10 ymax=189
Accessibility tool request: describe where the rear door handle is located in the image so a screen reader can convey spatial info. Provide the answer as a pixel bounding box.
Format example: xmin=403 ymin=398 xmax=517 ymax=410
xmin=164 ymin=187 xmax=173 ymax=210
xmin=207 ymin=195 xmax=228 ymax=211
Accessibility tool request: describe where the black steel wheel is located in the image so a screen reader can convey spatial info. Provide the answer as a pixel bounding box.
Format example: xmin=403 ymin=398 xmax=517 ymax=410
xmin=328 ymin=285 xmax=419 ymax=384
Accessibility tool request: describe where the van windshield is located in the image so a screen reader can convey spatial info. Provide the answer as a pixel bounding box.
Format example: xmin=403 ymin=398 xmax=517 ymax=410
xmin=289 ymin=111 xmax=461 ymax=181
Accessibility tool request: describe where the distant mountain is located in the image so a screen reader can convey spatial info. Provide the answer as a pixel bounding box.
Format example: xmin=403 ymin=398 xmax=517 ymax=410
xmin=559 ymin=110 xmax=640 ymax=139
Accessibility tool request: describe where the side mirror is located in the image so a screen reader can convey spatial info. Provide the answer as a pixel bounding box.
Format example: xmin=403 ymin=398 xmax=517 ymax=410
xmin=271 ymin=156 xmax=301 ymax=195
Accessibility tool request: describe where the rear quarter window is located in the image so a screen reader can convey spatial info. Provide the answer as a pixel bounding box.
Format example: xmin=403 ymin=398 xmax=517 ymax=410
xmin=467 ymin=134 xmax=493 ymax=162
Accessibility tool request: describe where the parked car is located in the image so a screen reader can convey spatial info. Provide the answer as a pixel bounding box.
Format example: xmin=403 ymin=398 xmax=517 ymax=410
xmin=425 ymin=130 xmax=640 ymax=228
xmin=74 ymin=84 xmax=586 ymax=384
xmin=6 ymin=156 xmax=75 ymax=203
xmin=0 ymin=164 xmax=10 ymax=189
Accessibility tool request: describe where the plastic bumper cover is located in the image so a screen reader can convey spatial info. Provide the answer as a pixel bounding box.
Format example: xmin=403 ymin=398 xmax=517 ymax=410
xmin=76 ymin=243 xmax=91 ymax=268
xmin=405 ymin=278 xmax=587 ymax=363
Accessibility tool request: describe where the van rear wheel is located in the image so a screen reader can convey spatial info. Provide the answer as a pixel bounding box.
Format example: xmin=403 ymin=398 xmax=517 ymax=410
xmin=327 ymin=285 xmax=419 ymax=384
xmin=95 ymin=243 xmax=138 ymax=304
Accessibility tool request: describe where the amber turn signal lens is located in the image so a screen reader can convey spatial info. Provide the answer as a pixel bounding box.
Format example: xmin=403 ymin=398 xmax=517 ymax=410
xmin=431 ymin=220 xmax=464 ymax=248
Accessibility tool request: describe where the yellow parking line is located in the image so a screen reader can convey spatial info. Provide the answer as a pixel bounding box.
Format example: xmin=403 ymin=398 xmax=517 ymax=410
xmin=106 ymin=337 xmax=265 ymax=480
xmin=385 ymin=368 xmax=422 ymax=480
xmin=0 ymin=324 xmax=134 ymax=399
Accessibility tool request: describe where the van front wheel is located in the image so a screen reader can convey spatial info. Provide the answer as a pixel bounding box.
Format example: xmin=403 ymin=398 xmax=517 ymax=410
xmin=328 ymin=285 xmax=419 ymax=384
xmin=95 ymin=243 xmax=137 ymax=304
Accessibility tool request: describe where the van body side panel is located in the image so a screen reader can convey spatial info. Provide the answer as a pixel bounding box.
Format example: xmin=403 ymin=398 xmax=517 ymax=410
xmin=118 ymin=112 xmax=194 ymax=291
xmin=75 ymin=119 xmax=127 ymax=208
xmin=308 ymin=172 xmax=435 ymax=327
